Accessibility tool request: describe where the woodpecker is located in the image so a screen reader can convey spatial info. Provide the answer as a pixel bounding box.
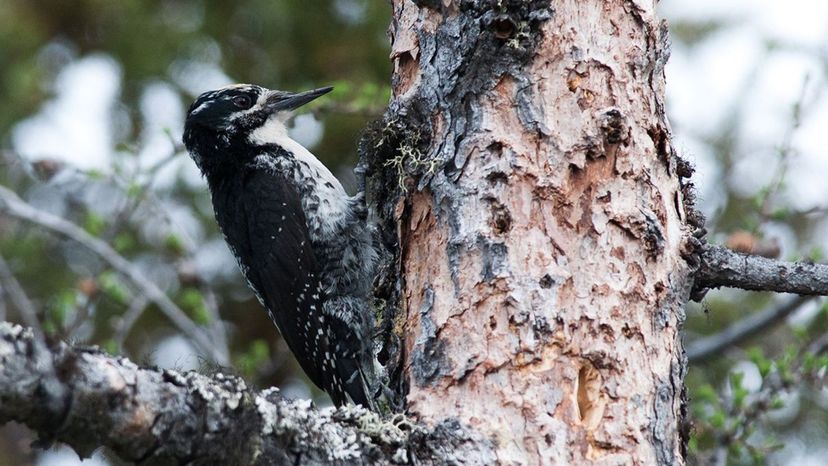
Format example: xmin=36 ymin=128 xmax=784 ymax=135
xmin=183 ymin=84 xmax=379 ymax=408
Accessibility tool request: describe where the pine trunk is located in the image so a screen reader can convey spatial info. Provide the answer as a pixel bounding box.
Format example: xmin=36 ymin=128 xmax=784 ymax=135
xmin=366 ymin=1 xmax=691 ymax=464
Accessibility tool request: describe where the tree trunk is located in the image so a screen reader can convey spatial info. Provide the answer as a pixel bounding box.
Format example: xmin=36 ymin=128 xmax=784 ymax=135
xmin=367 ymin=0 xmax=691 ymax=464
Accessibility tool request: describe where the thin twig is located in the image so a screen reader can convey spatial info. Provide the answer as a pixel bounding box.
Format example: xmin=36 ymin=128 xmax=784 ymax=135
xmin=806 ymin=332 xmax=828 ymax=356
xmin=687 ymin=296 xmax=813 ymax=362
xmin=199 ymin=287 xmax=228 ymax=356
xmin=113 ymin=295 xmax=149 ymax=351
xmin=0 ymin=184 xmax=228 ymax=364
xmin=0 ymin=254 xmax=41 ymax=331
xmin=712 ymin=445 xmax=728 ymax=466
xmin=696 ymin=244 xmax=828 ymax=296
xmin=756 ymin=76 xmax=810 ymax=224
xmin=62 ymin=292 xmax=93 ymax=340
xmin=28 ymin=151 xmax=227 ymax=354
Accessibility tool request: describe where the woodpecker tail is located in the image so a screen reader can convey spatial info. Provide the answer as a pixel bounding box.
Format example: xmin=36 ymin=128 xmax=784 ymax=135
xmin=320 ymin=297 xmax=379 ymax=410
xmin=335 ymin=356 xmax=377 ymax=410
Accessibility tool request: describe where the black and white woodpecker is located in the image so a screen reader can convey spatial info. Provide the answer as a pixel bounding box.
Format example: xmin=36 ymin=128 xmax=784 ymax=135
xmin=183 ymin=84 xmax=379 ymax=408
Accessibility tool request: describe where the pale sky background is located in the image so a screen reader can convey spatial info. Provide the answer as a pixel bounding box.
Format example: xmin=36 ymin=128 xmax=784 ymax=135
xmin=8 ymin=0 xmax=827 ymax=464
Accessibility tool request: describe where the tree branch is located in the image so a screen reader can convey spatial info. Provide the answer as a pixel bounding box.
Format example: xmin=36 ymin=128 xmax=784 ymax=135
xmin=112 ymin=295 xmax=149 ymax=351
xmin=0 ymin=254 xmax=41 ymax=331
xmin=0 ymin=322 xmax=495 ymax=465
xmin=0 ymin=184 xmax=228 ymax=364
xmin=696 ymin=245 xmax=828 ymax=296
xmin=687 ymin=296 xmax=813 ymax=362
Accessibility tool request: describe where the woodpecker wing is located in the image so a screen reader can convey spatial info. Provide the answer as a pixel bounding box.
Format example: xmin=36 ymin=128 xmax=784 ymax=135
xmin=236 ymin=167 xmax=368 ymax=406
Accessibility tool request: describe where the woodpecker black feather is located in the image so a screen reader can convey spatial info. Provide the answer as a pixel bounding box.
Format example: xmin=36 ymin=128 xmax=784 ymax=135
xmin=183 ymin=84 xmax=378 ymax=408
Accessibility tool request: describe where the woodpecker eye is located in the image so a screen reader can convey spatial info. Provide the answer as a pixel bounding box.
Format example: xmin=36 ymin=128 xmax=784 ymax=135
xmin=232 ymin=95 xmax=253 ymax=109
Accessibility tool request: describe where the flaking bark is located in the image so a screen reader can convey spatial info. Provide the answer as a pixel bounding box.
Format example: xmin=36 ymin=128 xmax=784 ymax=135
xmin=363 ymin=1 xmax=692 ymax=464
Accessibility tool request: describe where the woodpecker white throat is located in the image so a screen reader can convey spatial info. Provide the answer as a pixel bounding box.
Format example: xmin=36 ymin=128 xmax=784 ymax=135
xmin=183 ymin=84 xmax=379 ymax=408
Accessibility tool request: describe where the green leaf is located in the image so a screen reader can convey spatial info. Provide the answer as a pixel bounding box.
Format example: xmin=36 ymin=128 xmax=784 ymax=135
xmin=100 ymin=271 xmax=130 ymax=305
xmin=803 ymin=352 xmax=816 ymax=372
xmin=729 ymin=371 xmax=744 ymax=387
xmin=102 ymin=339 xmax=119 ymax=354
xmin=179 ymin=287 xmax=209 ymax=325
xmin=47 ymin=288 xmax=76 ymax=329
xmin=769 ymin=207 xmax=789 ymax=221
xmin=792 ymin=326 xmax=808 ymax=340
xmin=709 ymin=410 xmax=726 ymax=429
xmin=164 ymin=234 xmax=185 ymax=254
xmin=126 ymin=182 xmax=143 ymax=198
xmin=747 ymin=347 xmax=771 ymax=377
xmin=114 ymin=232 xmax=136 ymax=253
xmin=328 ymin=80 xmax=353 ymax=98
xmin=83 ymin=211 xmax=106 ymax=236
xmin=729 ymin=372 xmax=748 ymax=407
xmin=236 ymin=339 xmax=271 ymax=378
xmin=770 ymin=396 xmax=785 ymax=410
xmin=695 ymin=384 xmax=718 ymax=403
xmin=728 ymin=443 xmax=744 ymax=460
xmin=687 ymin=437 xmax=698 ymax=454
xmin=42 ymin=320 xmax=56 ymax=335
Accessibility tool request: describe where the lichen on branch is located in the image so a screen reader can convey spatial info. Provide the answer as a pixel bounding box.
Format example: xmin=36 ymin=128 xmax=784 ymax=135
xmin=0 ymin=322 xmax=495 ymax=465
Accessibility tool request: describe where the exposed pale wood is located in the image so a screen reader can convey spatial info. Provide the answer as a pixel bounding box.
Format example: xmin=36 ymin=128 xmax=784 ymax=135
xmin=381 ymin=1 xmax=691 ymax=464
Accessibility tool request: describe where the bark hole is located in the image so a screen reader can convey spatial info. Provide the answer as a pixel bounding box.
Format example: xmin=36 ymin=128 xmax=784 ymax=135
xmin=489 ymin=202 xmax=513 ymax=235
xmin=485 ymin=171 xmax=508 ymax=185
xmin=647 ymin=125 xmax=670 ymax=165
xmin=576 ymin=361 xmax=603 ymax=427
xmin=492 ymin=15 xmax=517 ymax=39
xmin=600 ymin=108 xmax=627 ymax=145
xmin=566 ymin=70 xmax=582 ymax=92
xmin=487 ymin=141 xmax=503 ymax=156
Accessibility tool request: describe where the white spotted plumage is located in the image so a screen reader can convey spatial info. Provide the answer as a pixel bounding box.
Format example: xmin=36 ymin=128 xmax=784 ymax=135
xmin=184 ymin=83 xmax=381 ymax=409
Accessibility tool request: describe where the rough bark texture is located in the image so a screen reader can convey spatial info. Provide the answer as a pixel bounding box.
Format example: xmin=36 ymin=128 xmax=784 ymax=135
xmin=696 ymin=244 xmax=828 ymax=296
xmin=363 ymin=1 xmax=692 ymax=464
xmin=0 ymin=322 xmax=496 ymax=465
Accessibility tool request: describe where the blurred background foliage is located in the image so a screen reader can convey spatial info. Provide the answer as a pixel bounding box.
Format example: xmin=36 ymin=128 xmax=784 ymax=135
xmin=0 ymin=0 xmax=825 ymax=465
xmin=0 ymin=1 xmax=390 ymax=464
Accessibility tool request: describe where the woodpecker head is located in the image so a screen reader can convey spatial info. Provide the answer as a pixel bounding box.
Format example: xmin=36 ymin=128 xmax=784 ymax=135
xmin=183 ymin=84 xmax=332 ymax=172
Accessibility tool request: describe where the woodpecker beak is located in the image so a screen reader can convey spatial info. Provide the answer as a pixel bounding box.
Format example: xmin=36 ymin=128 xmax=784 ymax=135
xmin=265 ymin=87 xmax=333 ymax=112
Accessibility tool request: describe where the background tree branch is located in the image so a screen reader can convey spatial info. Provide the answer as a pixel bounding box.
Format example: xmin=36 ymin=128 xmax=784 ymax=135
xmin=0 ymin=254 xmax=40 ymax=331
xmin=0 ymin=321 xmax=495 ymax=465
xmin=0 ymin=184 xmax=229 ymax=364
xmin=696 ymin=245 xmax=828 ymax=296
xmin=687 ymin=295 xmax=814 ymax=362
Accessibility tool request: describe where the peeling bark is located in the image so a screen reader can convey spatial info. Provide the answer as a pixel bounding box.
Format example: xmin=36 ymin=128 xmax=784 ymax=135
xmin=363 ymin=1 xmax=691 ymax=464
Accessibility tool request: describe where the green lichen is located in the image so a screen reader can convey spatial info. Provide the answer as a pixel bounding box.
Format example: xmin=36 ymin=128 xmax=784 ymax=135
xmin=372 ymin=118 xmax=433 ymax=192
